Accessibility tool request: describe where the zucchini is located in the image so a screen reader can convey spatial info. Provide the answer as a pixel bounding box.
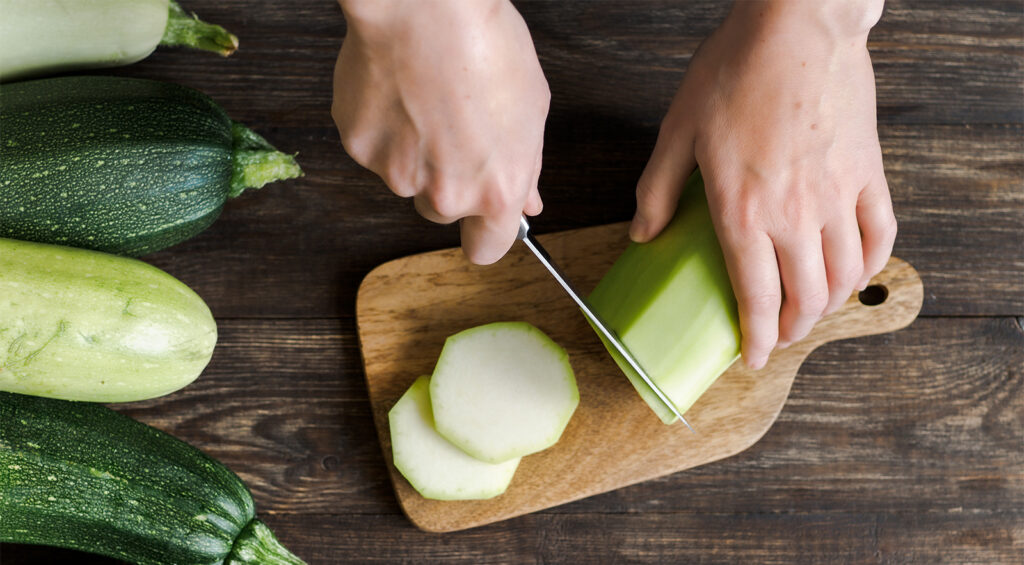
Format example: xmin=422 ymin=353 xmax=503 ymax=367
xmin=0 ymin=76 xmax=302 ymax=257
xmin=429 ymin=322 xmax=578 ymax=464
xmin=0 ymin=0 xmax=237 ymax=82
xmin=0 ymin=391 xmax=305 ymax=565
xmin=391 ymin=376 xmax=521 ymax=501
xmin=0 ymin=237 xmax=217 ymax=403
xmin=589 ymin=171 xmax=741 ymax=424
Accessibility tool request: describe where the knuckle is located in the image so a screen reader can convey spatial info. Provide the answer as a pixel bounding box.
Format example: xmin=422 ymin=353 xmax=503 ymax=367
xmin=739 ymin=290 xmax=782 ymax=316
xmin=540 ymin=83 xmax=552 ymax=108
xmin=720 ymin=188 xmax=765 ymax=237
xmin=792 ymin=287 xmax=830 ymax=317
xmin=733 ymin=199 xmax=762 ymax=236
xmin=384 ymin=171 xmax=416 ymax=198
xmin=426 ymin=186 xmax=463 ymax=219
xmin=389 ymin=182 xmax=417 ymax=199
xmin=745 ymin=332 xmax=777 ymax=355
xmin=778 ymin=191 xmax=812 ymax=231
xmin=338 ymin=132 xmax=373 ymax=167
xmin=480 ymin=184 xmax=517 ymax=216
xmin=832 ymin=262 xmax=864 ymax=294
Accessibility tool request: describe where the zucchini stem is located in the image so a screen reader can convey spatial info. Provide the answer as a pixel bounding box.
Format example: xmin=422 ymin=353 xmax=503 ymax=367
xmin=227 ymin=519 xmax=307 ymax=565
xmin=230 ymin=123 xmax=303 ymax=198
xmin=160 ymin=1 xmax=239 ymax=56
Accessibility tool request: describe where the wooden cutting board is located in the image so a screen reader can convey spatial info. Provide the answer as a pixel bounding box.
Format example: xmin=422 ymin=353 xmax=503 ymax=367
xmin=356 ymin=222 xmax=923 ymax=533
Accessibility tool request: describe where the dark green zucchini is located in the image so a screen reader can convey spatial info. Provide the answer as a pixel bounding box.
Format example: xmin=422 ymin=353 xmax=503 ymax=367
xmin=0 ymin=391 xmax=304 ymax=565
xmin=0 ymin=76 xmax=302 ymax=256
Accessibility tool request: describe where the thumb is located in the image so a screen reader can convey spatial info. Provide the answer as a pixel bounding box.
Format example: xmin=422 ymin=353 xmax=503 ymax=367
xmin=460 ymin=212 xmax=521 ymax=266
xmin=630 ymin=121 xmax=697 ymax=242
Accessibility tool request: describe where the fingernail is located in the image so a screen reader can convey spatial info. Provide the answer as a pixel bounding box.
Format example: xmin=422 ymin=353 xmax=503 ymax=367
xmin=629 ymin=216 xmax=648 ymax=242
xmin=746 ymin=355 xmax=767 ymax=370
xmin=856 ymin=279 xmax=869 ymax=291
xmin=777 ymin=341 xmax=791 ymax=350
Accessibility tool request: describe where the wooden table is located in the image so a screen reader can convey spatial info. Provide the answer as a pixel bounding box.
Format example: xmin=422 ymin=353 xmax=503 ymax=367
xmin=3 ymin=1 xmax=1021 ymax=562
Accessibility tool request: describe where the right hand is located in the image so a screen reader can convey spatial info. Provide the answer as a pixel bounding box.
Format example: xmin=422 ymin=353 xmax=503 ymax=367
xmin=333 ymin=0 xmax=550 ymax=264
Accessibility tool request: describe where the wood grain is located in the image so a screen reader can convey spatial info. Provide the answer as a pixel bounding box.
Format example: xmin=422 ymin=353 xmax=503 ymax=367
xmin=7 ymin=510 xmax=1022 ymax=565
xmin=356 ymin=222 xmax=924 ymax=532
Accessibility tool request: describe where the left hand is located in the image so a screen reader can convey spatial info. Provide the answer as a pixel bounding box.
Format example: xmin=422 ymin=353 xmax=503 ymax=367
xmin=630 ymin=0 xmax=897 ymax=369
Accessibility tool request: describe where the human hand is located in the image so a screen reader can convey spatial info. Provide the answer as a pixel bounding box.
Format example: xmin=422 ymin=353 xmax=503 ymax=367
xmin=332 ymin=0 xmax=549 ymax=264
xmin=631 ymin=0 xmax=896 ymax=369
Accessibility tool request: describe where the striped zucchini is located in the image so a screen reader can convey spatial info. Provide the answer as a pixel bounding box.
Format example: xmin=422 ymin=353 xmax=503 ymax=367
xmin=0 ymin=76 xmax=302 ymax=256
xmin=0 ymin=237 xmax=217 ymax=403
xmin=0 ymin=391 xmax=305 ymax=565
xmin=0 ymin=0 xmax=237 ymax=82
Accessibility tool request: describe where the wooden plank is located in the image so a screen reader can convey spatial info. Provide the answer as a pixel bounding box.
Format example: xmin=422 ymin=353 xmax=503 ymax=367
xmin=7 ymin=510 xmax=1021 ymax=564
xmin=65 ymin=316 xmax=1015 ymax=519
xmin=885 ymin=124 xmax=1024 ymax=316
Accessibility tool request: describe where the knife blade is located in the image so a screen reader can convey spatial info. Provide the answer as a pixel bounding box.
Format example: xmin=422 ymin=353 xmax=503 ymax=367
xmin=516 ymin=216 xmax=694 ymax=431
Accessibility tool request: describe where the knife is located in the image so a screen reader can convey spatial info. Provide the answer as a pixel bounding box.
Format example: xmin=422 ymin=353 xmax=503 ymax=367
xmin=516 ymin=216 xmax=694 ymax=431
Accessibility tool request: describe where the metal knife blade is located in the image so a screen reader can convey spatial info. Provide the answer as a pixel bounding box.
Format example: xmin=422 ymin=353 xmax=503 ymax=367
xmin=516 ymin=216 xmax=694 ymax=431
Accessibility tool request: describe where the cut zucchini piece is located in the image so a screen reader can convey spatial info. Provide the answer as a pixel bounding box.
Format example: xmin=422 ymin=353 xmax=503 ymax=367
xmin=390 ymin=376 xmax=519 ymax=501
xmin=430 ymin=322 xmax=579 ymax=464
xmin=589 ymin=171 xmax=741 ymax=424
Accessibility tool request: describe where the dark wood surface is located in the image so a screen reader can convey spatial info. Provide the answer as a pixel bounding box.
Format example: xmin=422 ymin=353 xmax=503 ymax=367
xmin=3 ymin=0 xmax=1022 ymax=563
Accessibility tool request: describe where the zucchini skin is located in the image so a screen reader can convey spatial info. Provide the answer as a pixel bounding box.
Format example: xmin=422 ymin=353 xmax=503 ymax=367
xmin=0 ymin=391 xmax=303 ymax=565
xmin=0 ymin=76 xmax=299 ymax=257
xmin=0 ymin=237 xmax=217 ymax=403
xmin=589 ymin=171 xmax=740 ymax=424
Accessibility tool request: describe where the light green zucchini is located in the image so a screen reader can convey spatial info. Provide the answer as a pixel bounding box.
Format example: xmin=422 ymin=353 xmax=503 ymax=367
xmin=0 ymin=238 xmax=217 ymax=402
xmin=0 ymin=0 xmax=237 ymax=82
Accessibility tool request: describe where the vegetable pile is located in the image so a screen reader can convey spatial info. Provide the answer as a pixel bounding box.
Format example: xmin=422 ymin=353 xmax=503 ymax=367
xmin=0 ymin=4 xmax=305 ymax=563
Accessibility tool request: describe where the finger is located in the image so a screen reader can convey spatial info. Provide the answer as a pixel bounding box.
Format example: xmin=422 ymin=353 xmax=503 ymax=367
xmin=821 ymin=215 xmax=864 ymax=315
xmin=460 ymin=212 xmax=522 ymax=265
xmin=413 ymin=192 xmax=460 ymax=225
xmin=524 ymin=185 xmax=543 ymax=216
xmin=524 ymin=152 xmax=543 ymax=216
xmin=856 ymin=178 xmax=898 ymax=288
xmin=775 ymin=232 xmax=829 ymax=347
xmin=630 ymin=120 xmax=697 ymax=242
xmin=718 ymin=229 xmax=781 ymax=370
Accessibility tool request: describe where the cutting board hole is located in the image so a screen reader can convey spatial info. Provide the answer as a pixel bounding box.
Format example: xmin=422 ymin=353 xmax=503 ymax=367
xmin=858 ymin=284 xmax=888 ymax=306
